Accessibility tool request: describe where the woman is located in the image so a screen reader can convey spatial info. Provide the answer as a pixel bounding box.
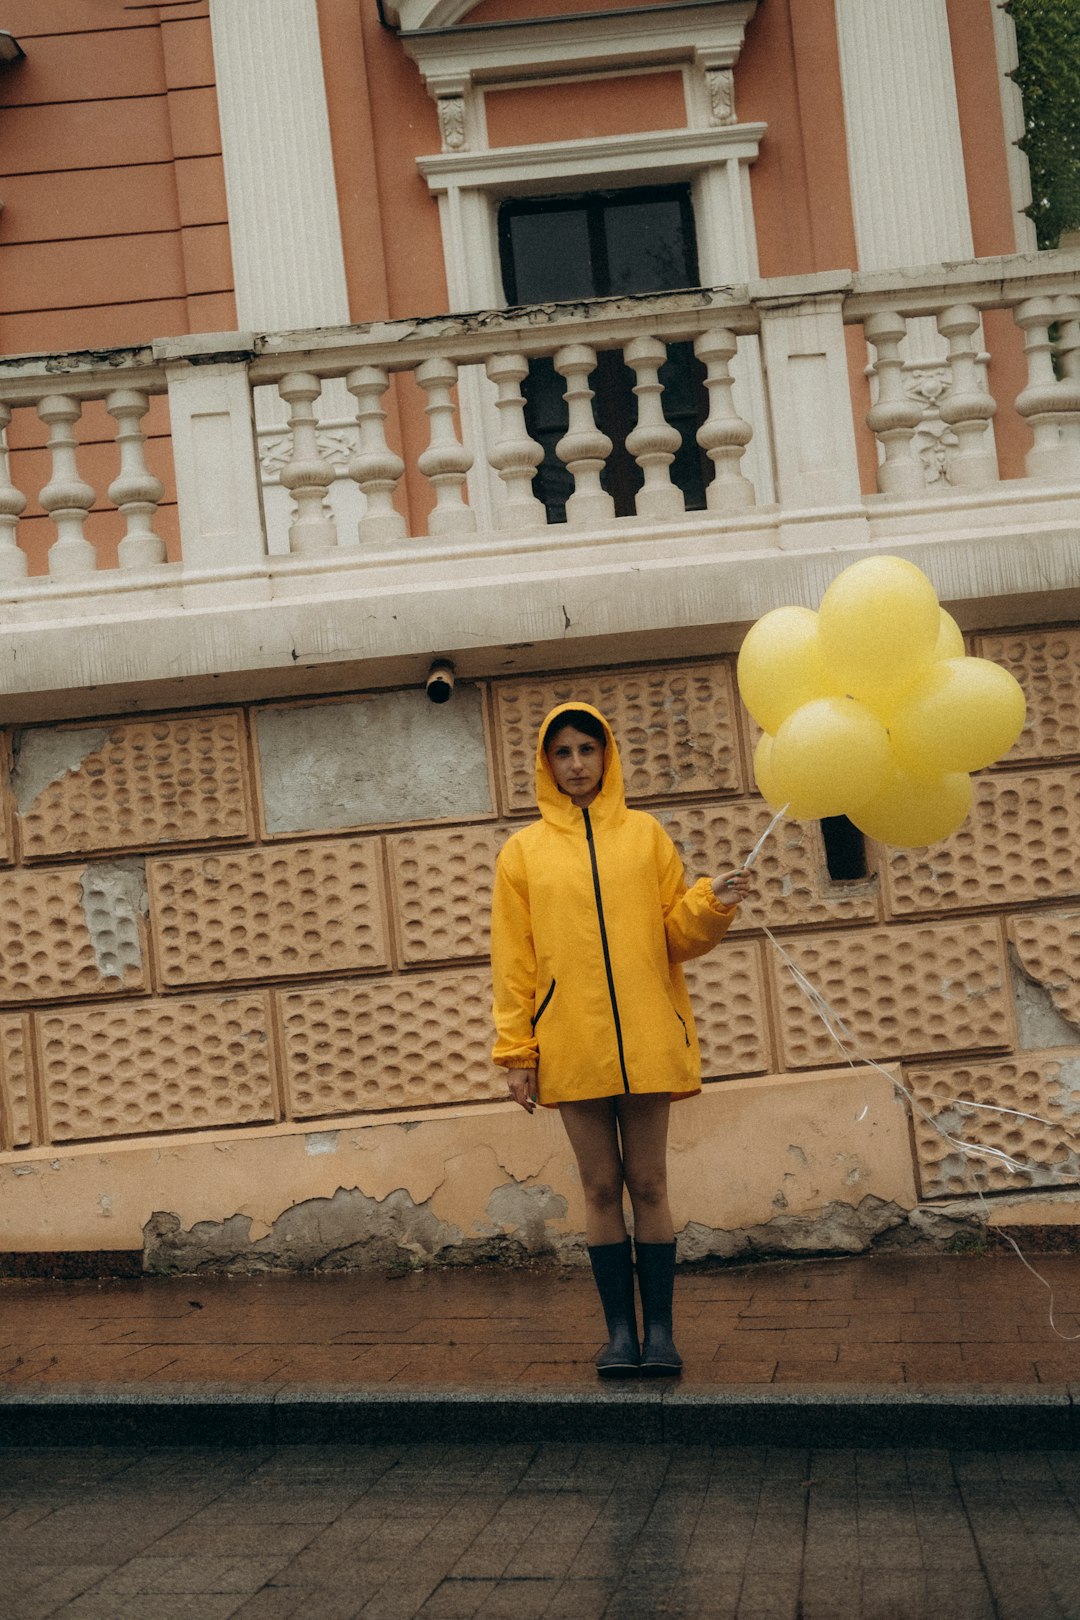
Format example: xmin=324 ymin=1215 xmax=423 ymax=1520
xmin=490 ymin=702 xmax=752 ymax=1378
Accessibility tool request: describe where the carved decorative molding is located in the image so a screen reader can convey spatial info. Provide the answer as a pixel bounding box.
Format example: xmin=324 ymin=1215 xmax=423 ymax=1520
xmin=705 ymin=67 xmax=736 ymax=127
xmin=259 ymin=425 xmax=358 ymax=480
xmin=438 ymin=96 xmax=467 ymax=152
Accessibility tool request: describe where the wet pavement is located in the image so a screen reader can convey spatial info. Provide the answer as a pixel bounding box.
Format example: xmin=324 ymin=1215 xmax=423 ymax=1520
xmin=5 ymin=1438 xmax=1080 ymax=1618
xmin=2 ymin=1253 xmax=1080 ymax=1448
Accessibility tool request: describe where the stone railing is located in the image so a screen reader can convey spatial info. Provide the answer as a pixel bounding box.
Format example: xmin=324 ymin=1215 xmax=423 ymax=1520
xmin=1 ymin=251 xmax=1079 ymax=712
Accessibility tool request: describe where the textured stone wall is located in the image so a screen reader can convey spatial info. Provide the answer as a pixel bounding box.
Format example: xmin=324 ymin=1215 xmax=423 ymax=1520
xmin=1 ymin=631 xmax=1079 ymax=1220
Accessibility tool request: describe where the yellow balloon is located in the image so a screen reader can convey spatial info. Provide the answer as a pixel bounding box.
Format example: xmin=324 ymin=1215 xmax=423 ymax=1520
xmin=934 ymin=609 xmax=965 ymax=660
xmin=753 ymin=733 xmax=818 ymax=820
xmin=851 ymin=766 xmax=973 ymax=849
xmin=818 ymin=555 xmax=941 ymax=697
xmin=737 ymin=606 xmax=834 ymax=734
xmin=771 ymin=697 xmax=892 ymax=819
xmin=889 ymin=657 xmax=1027 ymax=779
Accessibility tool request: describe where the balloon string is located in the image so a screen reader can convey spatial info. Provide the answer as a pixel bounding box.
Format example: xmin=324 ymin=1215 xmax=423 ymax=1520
xmin=736 ymin=816 xmax=1080 ymax=1343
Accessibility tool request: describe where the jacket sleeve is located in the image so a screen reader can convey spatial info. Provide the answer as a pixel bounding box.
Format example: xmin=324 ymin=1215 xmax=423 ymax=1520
xmin=656 ymin=828 xmax=738 ymax=964
xmin=490 ymin=840 xmax=540 ymax=1069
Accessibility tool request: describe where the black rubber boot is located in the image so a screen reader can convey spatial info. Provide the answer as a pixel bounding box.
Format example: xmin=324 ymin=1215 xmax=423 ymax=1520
xmin=587 ymin=1238 xmax=640 ymax=1378
xmin=636 ymin=1240 xmax=682 ymax=1377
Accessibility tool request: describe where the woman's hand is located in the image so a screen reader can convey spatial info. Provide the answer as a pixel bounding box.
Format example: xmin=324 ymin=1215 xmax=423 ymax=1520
xmin=713 ymin=869 xmax=753 ymax=906
xmin=506 ymin=1068 xmax=538 ymax=1114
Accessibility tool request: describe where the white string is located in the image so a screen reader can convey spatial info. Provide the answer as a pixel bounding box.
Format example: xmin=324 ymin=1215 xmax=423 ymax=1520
xmin=735 ymin=816 xmax=1080 ymax=1343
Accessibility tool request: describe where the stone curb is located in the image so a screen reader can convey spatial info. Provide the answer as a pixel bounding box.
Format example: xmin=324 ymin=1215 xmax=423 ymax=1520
xmin=0 ymin=1382 xmax=1075 ymax=1449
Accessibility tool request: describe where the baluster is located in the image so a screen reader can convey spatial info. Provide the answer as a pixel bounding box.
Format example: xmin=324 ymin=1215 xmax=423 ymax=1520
xmin=936 ymin=304 xmax=998 ymax=487
xmin=694 ymin=327 xmax=755 ymax=511
xmin=277 ymin=372 xmax=338 ymax=554
xmin=0 ymin=404 xmax=27 ymax=580
xmin=39 ymin=394 xmax=96 ymax=579
xmin=346 ymin=365 xmax=407 ymax=544
xmin=105 ymin=389 xmax=165 ymax=569
xmin=416 ymin=357 xmax=475 ymax=537
xmin=1054 ymin=293 xmax=1080 ymax=476
xmin=623 ymin=336 xmax=684 ymax=521
xmin=1013 ymin=297 xmax=1067 ymax=479
xmin=485 ymin=353 xmax=546 ymax=531
xmin=863 ymin=311 xmax=926 ymax=497
xmin=553 ymin=344 xmax=615 ymax=528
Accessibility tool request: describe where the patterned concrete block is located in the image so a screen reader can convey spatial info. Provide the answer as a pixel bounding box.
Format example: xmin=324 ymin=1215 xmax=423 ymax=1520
xmin=149 ymin=840 xmax=390 ymax=988
xmin=38 ymin=992 xmax=276 ymax=1143
xmin=685 ymin=940 xmax=772 ymax=1080
xmin=14 ymin=711 xmax=253 ymax=860
xmin=881 ymin=768 xmax=1080 ymax=917
xmin=660 ymin=801 xmax=880 ymax=933
xmin=278 ymin=969 xmax=502 ymax=1118
xmin=0 ymin=865 xmax=149 ymax=1006
xmin=0 ymin=1014 xmax=33 ymax=1149
xmin=255 ymin=688 xmax=493 ymax=836
xmin=388 ymin=823 xmax=510 ymax=966
xmin=976 ymin=628 xmax=1080 ymax=764
xmin=772 ymin=917 xmax=1012 ymax=1070
xmin=0 ymin=736 xmax=12 ymax=867
xmin=907 ymin=1049 xmax=1080 ymax=1196
xmin=494 ymin=663 xmax=743 ymax=813
xmin=1009 ymin=910 xmax=1080 ymax=1033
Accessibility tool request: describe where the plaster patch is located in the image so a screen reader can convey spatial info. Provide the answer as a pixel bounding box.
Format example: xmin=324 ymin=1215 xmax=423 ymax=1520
xmin=678 ymin=1195 xmax=907 ymax=1263
xmin=305 ymin=1132 xmax=340 ymax=1156
xmin=80 ymin=859 xmax=147 ymax=979
xmin=484 ymin=1181 xmax=568 ymax=1253
xmin=1010 ymin=946 xmax=1080 ymax=1049
xmin=9 ymin=727 xmax=110 ymax=815
xmin=256 ymin=689 xmax=492 ymax=834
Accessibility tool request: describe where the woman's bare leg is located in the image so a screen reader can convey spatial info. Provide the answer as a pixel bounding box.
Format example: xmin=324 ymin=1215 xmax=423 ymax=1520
xmin=559 ymin=1097 xmax=626 ymax=1245
xmin=616 ymin=1092 xmax=674 ymax=1244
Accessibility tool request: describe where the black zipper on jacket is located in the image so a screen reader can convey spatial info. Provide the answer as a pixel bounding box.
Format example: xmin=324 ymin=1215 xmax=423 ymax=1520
xmin=531 ymin=977 xmax=556 ymax=1030
xmin=582 ymin=807 xmax=630 ymax=1092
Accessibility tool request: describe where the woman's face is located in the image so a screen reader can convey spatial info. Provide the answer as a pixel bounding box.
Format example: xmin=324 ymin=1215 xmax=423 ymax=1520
xmin=545 ymin=723 xmax=604 ymax=807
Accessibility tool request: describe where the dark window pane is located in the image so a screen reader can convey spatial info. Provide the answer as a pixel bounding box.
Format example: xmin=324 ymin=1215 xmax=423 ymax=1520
xmin=504 ymin=207 xmax=593 ymax=304
xmin=604 ymin=198 xmax=694 ymax=293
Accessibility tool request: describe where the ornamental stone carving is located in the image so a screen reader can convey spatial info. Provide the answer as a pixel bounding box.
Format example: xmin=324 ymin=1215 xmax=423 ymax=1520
xmin=438 ymin=96 xmax=467 ymax=151
xmin=705 ymin=67 xmax=736 ymax=126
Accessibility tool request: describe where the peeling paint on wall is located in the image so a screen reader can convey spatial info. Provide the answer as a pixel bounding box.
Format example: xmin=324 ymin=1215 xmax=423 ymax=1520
xmin=678 ymin=1196 xmax=908 ymax=1263
xmin=1010 ymin=945 xmax=1080 ymax=1049
xmin=10 ymin=727 xmax=110 ymax=814
xmin=80 ymin=859 xmax=147 ymax=979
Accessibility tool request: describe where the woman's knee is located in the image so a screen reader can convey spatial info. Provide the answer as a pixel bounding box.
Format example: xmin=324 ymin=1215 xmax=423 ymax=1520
xmin=581 ymin=1172 xmax=625 ymax=1214
xmin=625 ymin=1167 xmax=668 ymax=1210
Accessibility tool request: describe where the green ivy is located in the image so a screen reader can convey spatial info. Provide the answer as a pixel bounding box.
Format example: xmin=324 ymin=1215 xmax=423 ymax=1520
xmin=1010 ymin=0 xmax=1080 ymax=247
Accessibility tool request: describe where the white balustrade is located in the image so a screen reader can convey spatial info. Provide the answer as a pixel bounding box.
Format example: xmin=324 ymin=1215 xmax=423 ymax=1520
xmin=346 ymin=365 xmax=406 ymax=544
xmin=694 ymin=327 xmax=755 ymax=511
xmin=623 ymin=336 xmax=684 ymax=521
xmin=106 ymin=389 xmax=166 ymax=569
xmin=863 ymin=311 xmax=926 ymax=497
xmin=0 ymin=404 xmax=27 ymax=580
xmin=1054 ymin=293 xmax=1080 ymax=476
xmin=277 ymin=372 xmax=338 ymax=554
xmin=936 ymin=304 xmax=998 ymax=488
xmin=553 ymin=344 xmax=616 ymax=528
xmin=416 ymin=357 xmax=475 ymax=537
xmin=39 ymin=395 xmax=97 ymax=579
xmin=484 ymin=352 xmax=546 ymax=532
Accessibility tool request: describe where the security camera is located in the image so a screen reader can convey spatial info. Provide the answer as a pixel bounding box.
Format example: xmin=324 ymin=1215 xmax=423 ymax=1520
xmin=425 ymin=658 xmax=456 ymax=704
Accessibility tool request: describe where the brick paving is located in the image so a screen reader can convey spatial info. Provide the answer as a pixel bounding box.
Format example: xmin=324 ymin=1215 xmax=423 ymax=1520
xmin=5 ymin=1439 xmax=1080 ymax=1618
xmin=2 ymin=1253 xmax=1079 ymax=1392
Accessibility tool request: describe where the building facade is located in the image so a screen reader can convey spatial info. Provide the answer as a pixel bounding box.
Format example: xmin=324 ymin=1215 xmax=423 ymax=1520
xmin=0 ymin=0 xmax=1078 ymax=1269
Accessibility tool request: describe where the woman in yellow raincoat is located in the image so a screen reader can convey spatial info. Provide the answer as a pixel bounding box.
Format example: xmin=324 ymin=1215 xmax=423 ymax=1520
xmin=490 ymin=702 xmax=752 ymax=1377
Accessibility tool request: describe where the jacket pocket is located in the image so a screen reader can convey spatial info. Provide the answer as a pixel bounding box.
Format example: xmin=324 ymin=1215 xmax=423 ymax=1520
xmin=674 ymin=1008 xmax=690 ymax=1048
xmin=531 ymin=977 xmax=556 ymax=1031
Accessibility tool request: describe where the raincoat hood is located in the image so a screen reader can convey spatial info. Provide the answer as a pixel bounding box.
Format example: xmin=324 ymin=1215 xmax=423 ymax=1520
xmin=535 ymin=702 xmax=627 ymax=831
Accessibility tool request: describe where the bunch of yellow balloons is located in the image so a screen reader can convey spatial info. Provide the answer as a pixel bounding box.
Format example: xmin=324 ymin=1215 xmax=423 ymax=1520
xmin=737 ymin=556 xmax=1026 ymax=849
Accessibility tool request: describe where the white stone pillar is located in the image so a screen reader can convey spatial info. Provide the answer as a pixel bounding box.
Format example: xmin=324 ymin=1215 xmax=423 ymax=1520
xmin=209 ymin=0 xmax=354 ymax=554
xmin=162 ymin=353 xmax=267 ymax=572
xmin=756 ymin=279 xmax=862 ymax=516
xmin=835 ymin=0 xmax=974 ymax=271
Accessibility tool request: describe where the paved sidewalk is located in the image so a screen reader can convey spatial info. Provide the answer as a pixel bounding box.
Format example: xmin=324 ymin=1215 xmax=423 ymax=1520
xmin=2 ymin=1254 xmax=1080 ymax=1446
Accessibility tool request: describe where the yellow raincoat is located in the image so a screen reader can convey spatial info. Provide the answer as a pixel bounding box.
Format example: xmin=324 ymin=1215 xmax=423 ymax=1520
xmin=490 ymin=702 xmax=738 ymax=1105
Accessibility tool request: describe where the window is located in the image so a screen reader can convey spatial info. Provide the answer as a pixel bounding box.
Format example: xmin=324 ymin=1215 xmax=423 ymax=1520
xmin=498 ymin=185 xmax=710 ymax=522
